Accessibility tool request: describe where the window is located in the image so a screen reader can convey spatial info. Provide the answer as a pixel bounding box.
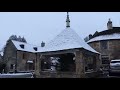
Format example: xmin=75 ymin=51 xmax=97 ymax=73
xmin=85 ymin=57 xmax=94 ymax=71
xmin=10 ymin=64 xmax=14 ymax=69
xmin=26 ymin=63 xmax=34 ymax=70
xmin=29 ymin=63 xmax=33 ymax=70
xmin=33 ymin=47 xmax=37 ymax=51
xmin=111 ymin=61 xmax=120 ymax=63
xmin=20 ymin=44 xmax=24 ymax=49
xmin=23 ymin=53 xmax=25 ymax=59
xmin=101 ymin=56 xmax=109 ymax=64
xmin=100 ymin=41 xmax=108 ymax=49
xmin=93 ymin=43 xmax=97 ymax=47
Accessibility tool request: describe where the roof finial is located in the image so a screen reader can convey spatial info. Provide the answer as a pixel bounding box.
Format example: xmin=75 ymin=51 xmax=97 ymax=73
xmin=109 ymin=18 xmax=111 ymax=22
xmin=66 ymin=12 xmax=70 ymax=28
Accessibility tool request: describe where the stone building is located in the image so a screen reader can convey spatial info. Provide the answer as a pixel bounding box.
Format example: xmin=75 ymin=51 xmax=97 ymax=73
xmin=34 ymin=12 xmax=100 ymax=78
xmin=3 ymin=40 xmax=38 ymax=73
xmin=87 ymin=19 xmax=120 ymax=69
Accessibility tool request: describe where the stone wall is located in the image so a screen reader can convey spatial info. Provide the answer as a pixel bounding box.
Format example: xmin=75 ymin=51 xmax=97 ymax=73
xmin=39 ymin=71 xmax=98 ymax=78
xmin=88 ymin=39 xmax=120 ymax=62
xmin=3 ymin=40 xmax=36 ymax=72
xmin=17 ymin=51 xmax=36 ymax=71
xmin=35 ymin=49 xmax=99 ymax=78
xmin=40 ymin=71 xmax=77 ymax=78
xmin=89 ymin=41 xmax=100 ymax=52
xmin=109 ymin=40 xmax=120 ymax=60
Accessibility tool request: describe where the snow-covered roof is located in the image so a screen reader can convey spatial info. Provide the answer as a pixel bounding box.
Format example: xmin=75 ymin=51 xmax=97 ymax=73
xmin=37 ymin=28 xmax=99 ymax=54
xmin=87 ymin=33 xmax=120 ymax=43
xmin=12 ymin=40 xmax=41 ymax=53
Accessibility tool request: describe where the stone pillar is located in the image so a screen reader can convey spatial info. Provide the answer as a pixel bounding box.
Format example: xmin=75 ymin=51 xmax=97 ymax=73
xmin=15 ymin=50 xmax=18 ymax=73
xmin=75 ymin=51 xmax=85 ymax=78
xmin=93 ymin=56 xmax=97 ymax=71
xmin=96 ymin=54 xmax=100 ymax=71
xmin=35 ymin=53 xmax=41 ymax=78
xmin=91 ymin=54 xmax=100 ymax=71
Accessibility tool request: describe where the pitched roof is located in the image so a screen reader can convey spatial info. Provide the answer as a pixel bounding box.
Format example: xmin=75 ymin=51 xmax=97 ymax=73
xmin=12 ymin=40 xmax=40 ymax=53
xmin=38 ymin=28 xmax=99 ymax=54
xmin=87 ymin=33 xmax=120 ymax=43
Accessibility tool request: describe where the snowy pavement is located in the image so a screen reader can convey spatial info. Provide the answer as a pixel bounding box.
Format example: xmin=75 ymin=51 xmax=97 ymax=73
xmin=0 ymin=73 xmax=33 ymax=78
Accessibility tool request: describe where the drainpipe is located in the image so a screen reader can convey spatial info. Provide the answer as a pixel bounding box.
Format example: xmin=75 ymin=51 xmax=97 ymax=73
xmin=35 ymin=53 xmax=37 ymax=72
xmin=15 ymin=50 xmax=17 ymax=73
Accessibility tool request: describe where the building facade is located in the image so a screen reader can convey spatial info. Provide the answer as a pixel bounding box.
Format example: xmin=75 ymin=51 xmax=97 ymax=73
xmin=87 ymin=19 xmax=120 ymax=69
xmin=3 ymin=40 xmax=37 ymax=73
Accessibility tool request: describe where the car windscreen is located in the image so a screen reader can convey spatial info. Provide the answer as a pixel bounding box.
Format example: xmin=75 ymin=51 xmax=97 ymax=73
xmin=111 ymin=61 xmax=120 ymax=63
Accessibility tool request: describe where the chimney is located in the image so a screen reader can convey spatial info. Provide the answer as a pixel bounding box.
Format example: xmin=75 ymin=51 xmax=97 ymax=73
xmin=33 ymin=47 xmax=37 ymax=51
xmin=89 ymin=34 xmax=92 ymax=39
xmin=41 ymin=41 xmax=45 ymax=47
xmin=107 ymin=18 xmax=113 ymax=30
xmin=20 ymin=44 xmax=24 ymax=49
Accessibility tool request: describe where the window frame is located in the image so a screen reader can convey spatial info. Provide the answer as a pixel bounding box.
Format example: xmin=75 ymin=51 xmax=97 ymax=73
xmin=100 ymin=40 xmax=108 ymax=50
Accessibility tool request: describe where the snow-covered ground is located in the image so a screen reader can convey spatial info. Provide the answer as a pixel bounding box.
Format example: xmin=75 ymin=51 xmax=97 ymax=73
xmin=0 ymin=73 xmax=33 ymax=78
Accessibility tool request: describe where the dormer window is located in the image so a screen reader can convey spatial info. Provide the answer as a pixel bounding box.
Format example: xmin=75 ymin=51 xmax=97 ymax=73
xmin=20 ymin=44 xmax=24 ymax=49
xmin=33 ymin=47 xmax=37 ymax=51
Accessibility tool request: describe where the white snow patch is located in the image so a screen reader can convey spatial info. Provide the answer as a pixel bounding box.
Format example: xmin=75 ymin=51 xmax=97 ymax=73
xmin=0 ymin=73 xmax=32 ymax=75
xmin=0 ymin=73 xmax=33 ymax=78
xmin=51 ymin=66 xmax=56 ymax=71
xmin=0 ymin=51 xmax=3 ymax=56
xmin=27 ymin=60 xmax=33 ymax=63
xmin=51 ymin=60 xmax=59 ymax=64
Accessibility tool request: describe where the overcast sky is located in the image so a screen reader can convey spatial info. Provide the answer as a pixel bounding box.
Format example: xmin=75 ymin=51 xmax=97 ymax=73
xmin=0 ymin=12 xmax=120 ymax=50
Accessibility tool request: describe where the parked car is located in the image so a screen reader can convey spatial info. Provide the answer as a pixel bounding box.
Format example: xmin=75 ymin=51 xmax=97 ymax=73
xmin=109 ymin=59 xmax=120 ymax=75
